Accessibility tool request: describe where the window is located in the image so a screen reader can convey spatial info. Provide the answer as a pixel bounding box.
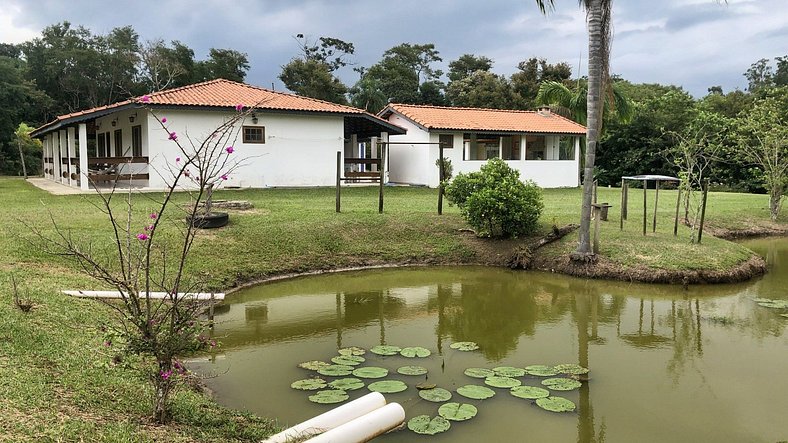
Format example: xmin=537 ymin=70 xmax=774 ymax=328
xmin=463 ymin=133 xmax=502 ymax=160
xmin=114 ymin=129 xmax=123 ymax=156
xmin=243 ymin=126 xmax=265 ymax=143
xmin=525 ymin=135 xmax=546 ymax=160
xmin=439 ymin=134 xmax=454 ymax=149
xmin=501 ymin=135 xmax=521 ymax=160
xmin=132 ymin=125 xmax=142 ymax=157
xmin=97 ymin=132 xmax=110 ymax=157
xmin=559 ymin=136 xmax=575 ymax=160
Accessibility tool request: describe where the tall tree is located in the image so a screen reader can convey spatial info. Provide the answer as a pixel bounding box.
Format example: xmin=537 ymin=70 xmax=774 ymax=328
xmin=137 ymin=39 xmax=190 ymax=92
xmin=198 ymin=48 xmax=249 ymax=82
xmin=365 ymin=43 xmax=444 ymax=104
xmin=536 ymin=79 xmax=632 ymax=125
xmin=535 ymin=0 xmax=612 ymax=260
xmin=279 ymin=35 xmax=353 ymax=104
xmin=510 ymin=57 xmax=572 ymax=108
xmin=446 ymin=71 xmax=517 ymax=109
xmin=447 ymin=54 xmax=494 ymax=82
xmin=349 ymin=70 xmax=388 ymax=112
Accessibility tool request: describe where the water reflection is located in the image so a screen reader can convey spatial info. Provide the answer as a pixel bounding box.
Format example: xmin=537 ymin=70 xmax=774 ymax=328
xmin=195 ymin=239 xmax=788 ymax=443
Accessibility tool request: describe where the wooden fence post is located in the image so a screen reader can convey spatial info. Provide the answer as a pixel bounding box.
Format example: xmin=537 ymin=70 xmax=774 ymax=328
xmin=653 ymin=180 xmax=660 ymax=233
xmin=673 ymin=186 xmax=682 ymax=237
xmin=697 ymin=178 xmax=710 ymax=243
xmin=335 ymin=151 xmax=341 ymax=213
xmin=620 ymin=179 xmax=625 ymax=230
xmin=642 ymin=179 xmax=647 ymax=236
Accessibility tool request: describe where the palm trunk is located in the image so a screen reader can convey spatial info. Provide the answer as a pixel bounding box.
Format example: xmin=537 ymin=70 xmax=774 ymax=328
xmin=574 ymin=0 xmax=609 ymax=259
xmin=17 ymin=139 xmax=28 ymax=179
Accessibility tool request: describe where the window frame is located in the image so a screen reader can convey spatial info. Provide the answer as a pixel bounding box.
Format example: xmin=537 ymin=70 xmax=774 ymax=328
xmin=242 ymin=126 xmax=265 ymax=144
xmin=113 ymin=129 xmax=123 ymax=157
xmin=131 ymin=125 xmax=142 ymax=157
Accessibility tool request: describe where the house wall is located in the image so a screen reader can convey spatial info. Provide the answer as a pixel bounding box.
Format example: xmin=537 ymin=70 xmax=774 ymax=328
xmin=385 ymin=114 xmax=431 ymax=185
xmin=145 ymin=109 xmax=344 ymax=189
xmin=385 ymin=112 xmax=580 ymax=188
xmin=94 ymin=108 xmax=149 ymax=186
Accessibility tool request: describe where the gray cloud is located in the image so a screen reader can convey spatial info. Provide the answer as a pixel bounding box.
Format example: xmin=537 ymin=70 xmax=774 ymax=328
xmin=2 ymin=0 xmax=786 ymax=97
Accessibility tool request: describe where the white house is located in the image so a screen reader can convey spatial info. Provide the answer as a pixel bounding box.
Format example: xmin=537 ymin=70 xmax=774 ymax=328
xmin=378 ymin=103 xmax=586 ymax=188
xmin=31 ymin=79 xmax=405 ymax=190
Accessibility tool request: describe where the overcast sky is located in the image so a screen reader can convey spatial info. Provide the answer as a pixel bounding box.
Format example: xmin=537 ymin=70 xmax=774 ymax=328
xmin=2 ymin=0 xmax=786 ymax=97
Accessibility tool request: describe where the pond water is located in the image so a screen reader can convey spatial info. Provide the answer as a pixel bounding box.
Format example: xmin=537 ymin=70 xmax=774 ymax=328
xmin=190 ymin=238 xmax=788 ymax=442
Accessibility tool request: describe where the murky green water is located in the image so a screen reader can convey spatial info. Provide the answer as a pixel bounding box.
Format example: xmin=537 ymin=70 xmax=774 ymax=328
xmin=191 ymin=238 xmax=788 ymax=442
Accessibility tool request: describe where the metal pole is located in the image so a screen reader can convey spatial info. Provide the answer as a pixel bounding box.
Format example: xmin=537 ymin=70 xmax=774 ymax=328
xmin=378 ymin=143 xmax=384 ymax=214
xmin=642 ymin=180 xmax=647 ymax=236
xmin=620 ymin=179 xmax=625 ymax=230
xmin=623 ymin=181 xmax=628 ymax=220
xmin=438 ymin=143 xmax=444 ymax=215
xmin=653 ymin=180 xmax=660 ymax=233
xmin=698 ymin=178 xmax=709 ymax=243
xmin=335 ymin=151 xmax=341 ymax=213
xmin=673 ymin=186 xmax=682 ymax=237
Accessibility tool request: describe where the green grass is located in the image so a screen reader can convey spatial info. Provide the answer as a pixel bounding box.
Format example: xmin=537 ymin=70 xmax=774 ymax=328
xmin=0 ymin=177 xmax=783 ymax=441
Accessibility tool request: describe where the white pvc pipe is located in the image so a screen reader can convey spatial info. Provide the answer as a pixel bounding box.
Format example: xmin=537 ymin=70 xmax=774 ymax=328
xmin=264 ymin=392 xmax=387 ymax=443
xmin=61 ymin=290 xmax=225 ymax=301
xmin=306 ymin=403 xmax=405 ymax=443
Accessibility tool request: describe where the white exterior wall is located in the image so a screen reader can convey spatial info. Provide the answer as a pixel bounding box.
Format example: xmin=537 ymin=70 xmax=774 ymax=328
xmin=94 ymin=108 xmax=149 ymax=186
xmin=385 ymin=114 xmax=431 ymax=185
xmin=385 ymin=112 xmax=581 ymax=188
xmin=145 ymin=109 xmax=344 ymax=189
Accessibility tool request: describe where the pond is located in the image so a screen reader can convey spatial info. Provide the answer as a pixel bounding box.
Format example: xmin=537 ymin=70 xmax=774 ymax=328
xmin=190 ymin=238 xmax=788 ymax=442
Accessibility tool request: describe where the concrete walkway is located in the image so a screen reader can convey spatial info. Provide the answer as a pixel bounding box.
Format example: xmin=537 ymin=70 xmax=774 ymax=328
xmin=26 ymin=177 xmax=88 ymax=195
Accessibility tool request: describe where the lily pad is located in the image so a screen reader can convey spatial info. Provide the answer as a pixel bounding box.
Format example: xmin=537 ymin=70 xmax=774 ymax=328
xmin=317 ymin=365 xmax=354 ymax=377
xmin=331 ymin=355 xmax=365 ymax=366
xmin=419 ymin=387 xmax=452 ymax=402
xmin=308 ymin=389 xmax=349 ymax=404
xmin=290 ymin=378 xmax=327 ymax=391
xmin=407 ymin=415 xmax=451 ymax=435
xmin=552 ymin=364 xmax=590 ymax=375
xmin=338 ymin=346 xmax=366 ymax=356
xmin=450 ymin=341 xmax=480 ymax=351
xmin=457 ymin=384 xmax=496 ymax=400
xmin=510 ymin=385 xmax=550 ymax=399
xmin=464 ymin=367 xmax=495 ymax=379
xmin=542 ymin=377 xmax=582 ymax=391
xmin=397 ymin=365 xmax=428 ymax=376
xmin=352 ymin=366 xmax=389 ymax=379
xmin=535 ymin=396 xmax=576 ymax=412
xmin=524 ymin=365 xmax=559 ymax=377
xmin=754 ymin=298 xmax=788 ymax=309
xmin=328 ymin=378 xmax=365 ymax=391
xmin=416 ymin=382 xmax=437 ymax=390
xmin=438 ymin=402 xmax=478 ymax=421
xmin=368 ymin=380 xmax=408 ymax=393
xmin=298 ymin=360 xmax=331 ymax=371
xmin=370 ymin=345 xmax=401 ymax=356
xmin=400 ymin=346 xmax=431 ymax=358
xmin=484 ymin=376 xmax=521 ymax=389
xmin=493 ymin=366 xmax=526 ymax=377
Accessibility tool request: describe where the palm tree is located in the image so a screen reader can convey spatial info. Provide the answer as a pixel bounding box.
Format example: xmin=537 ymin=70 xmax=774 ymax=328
xmin=535 ymin=0 xmax=612 ymax=260
xmin=535 ymin=80 xmax=633 ymax=126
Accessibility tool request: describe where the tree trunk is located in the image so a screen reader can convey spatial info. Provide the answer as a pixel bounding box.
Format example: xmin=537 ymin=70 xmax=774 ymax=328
xmin=17 ymin=139 xmax=28 ymax=179
xmin=574 ymin=0 xmax=608 ymax=259
xmin=769 ymin=188 xmax=782 ymax=221
xmin=153 ymin=359 xmax=173 ymax=423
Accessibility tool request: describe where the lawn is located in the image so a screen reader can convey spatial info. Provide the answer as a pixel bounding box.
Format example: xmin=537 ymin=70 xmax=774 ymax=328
xmin=0 ymin=177 xmax=784 ymax=441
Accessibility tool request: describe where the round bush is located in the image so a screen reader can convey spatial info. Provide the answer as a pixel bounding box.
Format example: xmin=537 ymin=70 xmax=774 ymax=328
xmin=445 ymin=158 xmax=543 ymax=238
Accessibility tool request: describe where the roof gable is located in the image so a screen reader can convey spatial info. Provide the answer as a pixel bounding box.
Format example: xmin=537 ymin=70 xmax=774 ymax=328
xmin=380 ymin=103 xmax=586 ymax=135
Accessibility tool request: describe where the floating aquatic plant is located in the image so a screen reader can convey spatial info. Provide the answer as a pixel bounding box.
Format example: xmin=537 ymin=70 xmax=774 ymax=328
xmin=338 ymin=346 xmax=366 ymax=356
xmin=407 ymin=415 xmax=451 ymax=435
xmin=368 ymin=380 xmax=408 ymax=393
xmin=308 ymin=389 xmax=349 ymax=404
xmin=753 ymin=298 xmax=788 ymax=309
xmin=542 ymin=377 xmax=582 ymax=391
xmin=328 ymin=378 xmax=365 ymax=391
xmin=290 ymin=378 xmax=327 ymax=391
xmin=331 ymin=355 xmax=365 ymax=366
xmin=400 ymin=346 xmax=431 ymax=358
xmin=524 ymin=365 xmax=559 ymax=377
xmin=419 ymin=387 xmax=452 ymax=402
xmin=484 ymin=376 xmax=521 ymax=389
xmin=352 ymin=366 xmax=389 ymax=379
xmin=457 ymin=384 xmax=496 ymax=400
xmin=510 ymin=385 xmax=550 ymax=400
xmin=438 ymin=402 xmax=478 ymax=421
xmin=535 ymin=396 xmax=576 ymax=412
xmin=317 ymin=365 xmax=354 ymax=377
xmin=397 ymin=365 xmax=428 ymax=376
xmin=552 ymin=364 xmax=589 ymax=375
xmin=370 ymin=345 xmax=401 ymax=356
xmin=298 ymin=361 xmax=331 ymax=371
xmin=464 ymin=367 xmax=495 ymax=379
xmin=450 ymin=341 xmax=480 ymax=351
xmin=416 ymin=382 xmax=437 ymax=390
xmin=493 ymin=366 xmax=526 ymax=377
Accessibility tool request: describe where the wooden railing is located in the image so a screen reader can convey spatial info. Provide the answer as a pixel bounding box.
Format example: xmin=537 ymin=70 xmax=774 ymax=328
xmin=87 ymin=156 xmax=150 ymax=182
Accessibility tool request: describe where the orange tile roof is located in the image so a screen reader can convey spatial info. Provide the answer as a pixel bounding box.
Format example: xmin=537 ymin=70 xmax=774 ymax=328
xmin=381 ymin=103 xmax=586 ymax=135
xmin=34 ymin=79 xmax=381 ymax=136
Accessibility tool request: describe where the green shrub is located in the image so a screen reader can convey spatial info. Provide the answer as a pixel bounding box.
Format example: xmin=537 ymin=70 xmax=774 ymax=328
xmin=445 ymin=158 xmax=543 ymax=238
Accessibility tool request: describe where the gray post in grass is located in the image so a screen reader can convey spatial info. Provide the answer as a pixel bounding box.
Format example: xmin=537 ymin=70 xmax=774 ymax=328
xmin=438 ymin=143 xmax=445 ymax=215
xmin=335 ymin=151 xmax=341 ymax=213
xmin=673 ymin=187 xmax=682 ymax=237
xmin=653 ymin=180 xmax=660 ymax=233
xmin=642 ymin=179 xmax=647 ymax=236
xmin=698 ymin=178 xmax=710 ymax=243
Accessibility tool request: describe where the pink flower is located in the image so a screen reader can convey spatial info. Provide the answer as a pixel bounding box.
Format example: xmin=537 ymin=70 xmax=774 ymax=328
xmin=160 ymin=369 xmax=173 ymax=380
xmin=140 ymin=95 xmax=151 ymax=103
xmin=175 ymin=157 xmax=181 ymax=162
xmin=235 ymin=104 xmax=244 ymax=112
xmin=149 ymin=213 xmax=158 ymax=219
xmin=168 ymin=132 xmax=178 ymax=141
xmin=221 ymin=174 xmax=228 ymax=181
xmin=225 ymin=146 xmax=234 ymax=154
xmin=136 ymin=233 xmax=149 ymax=241
xmin=144 ymin=225 xmax=154 ymax=232
xmin=161 ymin=117 xmax=167 ymax=123
xmin=184 ymin=170 xmax=191 ymax=177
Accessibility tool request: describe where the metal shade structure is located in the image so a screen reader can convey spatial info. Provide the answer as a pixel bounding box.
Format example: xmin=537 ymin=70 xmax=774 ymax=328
xmin=620 ymin=174 xmax=681 ymax=236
